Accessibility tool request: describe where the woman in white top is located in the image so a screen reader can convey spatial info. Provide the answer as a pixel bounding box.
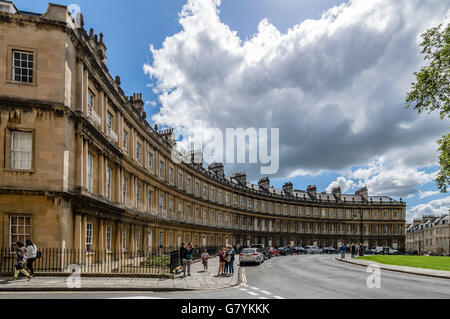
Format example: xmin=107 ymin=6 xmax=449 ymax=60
xmin=25 ymin=239 xmax=37 ymax=277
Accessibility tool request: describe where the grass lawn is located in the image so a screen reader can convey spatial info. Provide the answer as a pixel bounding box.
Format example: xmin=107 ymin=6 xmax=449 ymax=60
xmin=357 ymin=255 xmax=450 ymax=271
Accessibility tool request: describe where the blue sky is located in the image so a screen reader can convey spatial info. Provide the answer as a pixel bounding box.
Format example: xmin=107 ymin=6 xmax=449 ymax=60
xmin=13 ymin=0 xmax=450 ymax=221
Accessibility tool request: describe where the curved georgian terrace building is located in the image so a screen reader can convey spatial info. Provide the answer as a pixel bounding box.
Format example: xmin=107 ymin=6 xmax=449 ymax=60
xmin=0 ymin=2 xmax=406 ymax=251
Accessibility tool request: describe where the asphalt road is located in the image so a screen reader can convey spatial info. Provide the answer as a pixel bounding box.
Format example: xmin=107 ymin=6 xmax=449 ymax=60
xmin=0 ymin=254 xmax=449 ymax=299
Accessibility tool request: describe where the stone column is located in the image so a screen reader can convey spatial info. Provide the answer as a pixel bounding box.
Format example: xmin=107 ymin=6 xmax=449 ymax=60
xmin=99 ymin=90 xmax=105 ymax=132
xmin=75 ymin=134 xmax=84 ymax=189
xmin=115 ymin=164 xmax=120 ymax=203
xmin=74 ymin=214 xmax=82 ymax=250
xmin=98 ymin=219 xmax=104 ymax=251
xmin=76 ymin=61 xmax=84 ymax=111
xmin=98 ymin=153 xmax=104 ymax=197
xmin=82 ymin=67 xmax=89 ymax=114
xmin=83 ymin=140 xmax=88 ymax=191
xmin=81 ymin=215 xmax=87 ymax=251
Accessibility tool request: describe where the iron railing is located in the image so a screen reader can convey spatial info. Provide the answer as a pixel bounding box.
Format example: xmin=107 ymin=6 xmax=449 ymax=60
xmin=0 ymin=247 xmax=181 ymax=276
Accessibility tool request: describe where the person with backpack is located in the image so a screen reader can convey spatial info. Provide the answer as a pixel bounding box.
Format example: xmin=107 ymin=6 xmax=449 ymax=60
xmin=218 ymin=247 xmax=226 ymax=276
xmin=25 ymin=239 xmax=37 ymax=277
xmin=11 ymin=241 xmax=32 ymax=281
xmin=226 ymin=244 xmax=235 ymax=275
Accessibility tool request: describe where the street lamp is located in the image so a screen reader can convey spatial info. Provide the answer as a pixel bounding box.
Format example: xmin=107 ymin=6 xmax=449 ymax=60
xmin=353 ymin=210 xmax=364 ymax=256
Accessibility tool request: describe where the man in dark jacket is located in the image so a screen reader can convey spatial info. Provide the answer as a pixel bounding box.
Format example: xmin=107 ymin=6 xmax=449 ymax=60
xmin=179 ymin=243 xmax=185 ymax=267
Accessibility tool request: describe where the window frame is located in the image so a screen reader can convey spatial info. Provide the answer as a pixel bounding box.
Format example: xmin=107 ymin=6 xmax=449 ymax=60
xmin=10 ymin=129 xmax=34 ymax=171
xmin=9 ymin=48 xmax=36 ymax=85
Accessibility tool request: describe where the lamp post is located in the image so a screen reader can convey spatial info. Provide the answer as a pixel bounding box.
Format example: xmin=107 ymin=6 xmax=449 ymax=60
xmin=354 ymin=211 xmax=364 ymax=256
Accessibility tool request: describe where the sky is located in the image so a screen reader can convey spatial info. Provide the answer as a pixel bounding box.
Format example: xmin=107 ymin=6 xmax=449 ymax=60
xmin=13 ymin=0 xmax=450 ymax=222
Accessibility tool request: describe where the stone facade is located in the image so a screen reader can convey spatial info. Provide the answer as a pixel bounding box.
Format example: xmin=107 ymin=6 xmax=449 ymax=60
xmin=0 ymin=2 xmax=406 ymax=252
xmin=406 ymin=215 xmax=449 ymax=255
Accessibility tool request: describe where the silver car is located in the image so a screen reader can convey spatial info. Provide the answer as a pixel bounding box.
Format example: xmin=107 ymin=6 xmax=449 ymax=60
xmin=305 ymin=246 xmax=323 ymax=254
xmin=239 ymin=248 xmax=264 ymax=265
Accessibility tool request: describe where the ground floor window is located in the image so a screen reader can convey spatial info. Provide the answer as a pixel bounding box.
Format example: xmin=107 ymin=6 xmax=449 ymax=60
xmin=9 ymin=215 xmax=31 ymax=250
xmin=86 ymin=222 xmax=93 ymax=251
xmin=106 ymin=225 xmax=112 ymax=251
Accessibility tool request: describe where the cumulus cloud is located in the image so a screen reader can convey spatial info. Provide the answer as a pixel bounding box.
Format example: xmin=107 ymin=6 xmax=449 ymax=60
xmin=325 ymin=177 xmax=357 ymax=193
xmin=144 ymin=0 xmax=449 ymax=198
xmin=407 ymin=196 xmax=450 ymax=222
xmin=418 ymin=190 xmax=441 ymax=199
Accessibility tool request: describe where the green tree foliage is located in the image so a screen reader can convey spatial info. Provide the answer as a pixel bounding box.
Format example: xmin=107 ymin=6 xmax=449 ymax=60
xmin=406 ymin=23 xmax=449 ymax=192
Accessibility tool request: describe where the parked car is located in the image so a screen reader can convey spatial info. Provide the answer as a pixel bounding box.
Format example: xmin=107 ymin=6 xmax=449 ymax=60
xmin=292 ymin=246 xmax=306 ymax=254
xmin=277 ymin=247 xmax=291 ymax=255
xmin=363 ymin=248 xmax=375 ymax=255
xmin=250 ymin=244 xmax=270 ymax=260
xmin=268 ymin=246 xmax=280 ymax=257
xmin=239 ymin=248 xmax=264 ymax=265
xmin=305 ymin=246 xmax=323 ymax=254
xmin=323 ymin=247 xmax=339 ymax=254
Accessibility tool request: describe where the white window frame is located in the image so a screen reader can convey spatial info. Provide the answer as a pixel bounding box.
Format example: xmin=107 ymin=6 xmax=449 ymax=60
xmin=86 ymin=222 xmax=93 ymax=251
xmin=12 ymin=50 xmax=34 ymax=83
xmin=8 ymin=216 xmax=31 ymax=250
xmin=11 ymin=131 xmax=32 ymax=170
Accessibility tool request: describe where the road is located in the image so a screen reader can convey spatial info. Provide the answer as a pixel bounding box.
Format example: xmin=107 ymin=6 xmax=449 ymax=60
xmin=0 ymin=254 xmax=449 ymax=299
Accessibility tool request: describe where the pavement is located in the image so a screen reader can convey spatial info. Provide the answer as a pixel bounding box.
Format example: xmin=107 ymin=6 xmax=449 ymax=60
xmin=0 ymin=256 xmax=241 ymax=292
xmin=335 ymin=255 xmax=450 ymax=279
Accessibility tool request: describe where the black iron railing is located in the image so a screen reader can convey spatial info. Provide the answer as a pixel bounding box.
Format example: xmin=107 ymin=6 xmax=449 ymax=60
xmin=0 ymin=247 xmax=178 ymax=276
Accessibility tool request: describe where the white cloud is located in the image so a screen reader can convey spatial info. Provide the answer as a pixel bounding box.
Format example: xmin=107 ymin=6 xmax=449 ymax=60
xmin=326 ymin=176 xmax=357 ymax=193
xmin=419 ymin=190 xmax=441 ymax=199
xmin=407 ymin=196 xmax=450 ymax=222
xmin=144 ymin=0 xmax=449 ymax=190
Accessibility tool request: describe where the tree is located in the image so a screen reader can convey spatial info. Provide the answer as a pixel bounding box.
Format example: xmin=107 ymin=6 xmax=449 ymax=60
xmin=406 ymin=23 xmax=449 ymax=192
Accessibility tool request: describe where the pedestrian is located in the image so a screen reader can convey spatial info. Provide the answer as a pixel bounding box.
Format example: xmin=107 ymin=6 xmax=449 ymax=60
xmin=350 ymin=243 xmax=356 ymax=258
xmin=218 ymin=247 xmax=226 ymax=276
xmin=179 ymin=242 xmax=185 ymax=268
xmin=201 ymin=249 xmax=209 ymax=272
xmin=11 ymin=241 xmax=32 ymax=281
xmin=227 ymin=244 xmax=235 ymax=275
xmin=236 ymin=243 xmax=241 ymax=255
xmin=25 ymin=239 xmax=37 ymax=277
xmin=224 ymin=247 xmax=230 ymax=275
xmin=183 ymin=243 xmax=193 ymax=277
xmin=339 ymin=243 xmax=346 ymax=259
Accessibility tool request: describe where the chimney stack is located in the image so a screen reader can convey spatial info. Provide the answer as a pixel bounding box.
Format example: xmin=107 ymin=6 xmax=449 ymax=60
xmin=258 ymin=177 xmax=270 ymax=191
xmin=232 ymin=172 xmax=246 ymax=185
xmin=208 ymin=162 xmax=224 ymax=177
xmin=307 ymin=185 xmax=317 ymax=199
xmin=282 ymin=182 xmax=293 ymax=196
xmin=332 ymin=186 xmax=341 ymax=200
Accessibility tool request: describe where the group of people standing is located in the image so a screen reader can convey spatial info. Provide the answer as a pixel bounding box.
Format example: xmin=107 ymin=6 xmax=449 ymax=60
xmin=11 ymin=240 xmax=39 ymax=281
xmin=179 ymin=243 xmax=236 ymax=277
xmin=340 ymin=242 xmax=365 ymax=259
xmin=217 ymin=245 xmax=235 ymax=276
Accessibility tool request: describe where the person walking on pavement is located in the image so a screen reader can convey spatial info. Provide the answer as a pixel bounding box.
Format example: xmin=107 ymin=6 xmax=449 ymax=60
xmin=183 ymin=243 xmax=193 ymax=277
xmin=25 ymin=239 xmax=37 ymax=277
xmin=201 ymin=249 xmax=209 ymax=272
xmin=236 ymin=243 xmax=241 ymax=255
xmin=339 ymin=243 xmax=346 ymax=259
xmin=11 ymin=241 xmax=32 ymax=281
xmin=350 ymin=243 xmax=356 ymax=258
xmin=179 ymin=242 xmax=185 ymax=269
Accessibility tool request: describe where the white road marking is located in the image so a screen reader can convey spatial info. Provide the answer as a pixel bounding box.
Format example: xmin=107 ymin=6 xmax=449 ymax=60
xmin=273 ymin=295 xmax=285 ymax=299
xmin=247 ymin=291 xmax=259 ymax=296
xmin=108 ymin=296 xmax=166 ymax=299
xmin=258 ymin=296 xmax=268 ymax=299
xmin=260 ymin=290 xmax=272 ymax=295
xmin=239 ymin=288 xmax=248 ymax=291
xmin=249 ymin=286 xmax=260 ymax=290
